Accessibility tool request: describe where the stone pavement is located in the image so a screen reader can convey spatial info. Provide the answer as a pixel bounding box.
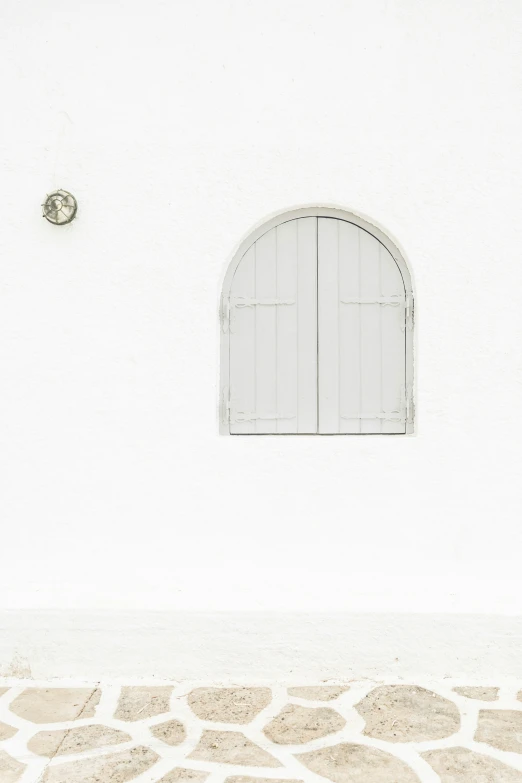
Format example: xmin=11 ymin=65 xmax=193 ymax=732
xmin=1 ymin=680 xmax=522 ymax=782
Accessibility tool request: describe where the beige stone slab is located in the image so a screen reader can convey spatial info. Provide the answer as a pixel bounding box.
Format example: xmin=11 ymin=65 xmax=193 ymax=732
xmin=27 ymin=724 xmax=131 ymax=757
xmin=157 ymin=769 xmax=209 ymax=783
xmin=0 ymin=748 xmax=26 ymax=783
xmin=475 ymin=709 xmax=522 ymax=753
xmin=188 ymin=687 xmax=271 ymax=724
xmin=41 ymin=745 xmax=159 ymax=783
xmin=189 ymin=730 xmax=281 ymax=767
xmin=264 ymin=704 xmax=345 ymax=744
xmin=453 ymin=686 xmax=499 ymax=701
xmin=9 ymin=688 xmax=101 ymax=724
xmin=0 ymin=688 xmax=9 ymax=698
xmin=114 ymin=686 xmax=173 ymax=721
xmin=287 ymin=686 xmax=349 ymax=701
xmin=355 ymin=685 xmax=460 ymax=742
xmin=423 ymin=747 xmax=522 ymax=782
xmin=0 ymin=720 xmax=17 ymax=740
xmin=150 ymin=718 xmax=186 ymax=746
xmin=296 ymin=742 xmax=420 ymax=783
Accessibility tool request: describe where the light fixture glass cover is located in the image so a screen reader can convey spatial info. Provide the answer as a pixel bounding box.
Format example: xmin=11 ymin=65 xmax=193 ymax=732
xmin=42 ymin=190 xmax=77 ymax=225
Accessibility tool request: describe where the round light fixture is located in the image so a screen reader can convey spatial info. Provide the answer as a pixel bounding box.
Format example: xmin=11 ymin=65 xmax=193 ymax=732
xmin=42 ymin=190 xmax=77 ymax=225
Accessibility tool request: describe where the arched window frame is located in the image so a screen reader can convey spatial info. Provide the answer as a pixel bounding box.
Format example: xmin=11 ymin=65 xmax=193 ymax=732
xmin=219 ymin=207 xmax=414 ymax=435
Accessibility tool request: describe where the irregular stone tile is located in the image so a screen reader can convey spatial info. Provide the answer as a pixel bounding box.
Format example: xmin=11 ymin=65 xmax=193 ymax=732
xmin=0 ymin=748 xmax=26 ymax=783
xmin=296 ymin=743 xmax=420 ymax=783
xmin=288 ymin=686 xmax=349 ymax=701
xmin=114 ymin=686 xmax=173 ymax=721
xmin=226 ymin=778 xmax=303 ymax=783
xmin=0 ymin=688 xmax=9 ymax=697
xmin=189 ymin=730 xmax=281 ymax=767
xmin=453 ymin=686 xmax=499 ymax=701
xmin=150 ymin=718 xmax=186 ymax=746
xmin=264 ymin=704 xmax=345 ymax=744
xmin=518 ymin=690 xmax=522 ymax=703
xmin=423 ymin=747 xmax=522 ymax=782
xmin=355 ymin=685 xmax=460 ymax=742
xmin=158 ymin=769 xmax=209 ymax=783
xmin=9 ymin=688 xmax=101 ymax=723
xmin=41 ymin=745 xmax=159 ymax=783
xmin=0 ymin=720 xmax=17 ymax=740
xmin=475 ymin=709 xmax=522 ymax=753
xmin=28 ymin=724 xmax=131 ymax=757
xmin=188 ymin=687 xmax=271 ymax=724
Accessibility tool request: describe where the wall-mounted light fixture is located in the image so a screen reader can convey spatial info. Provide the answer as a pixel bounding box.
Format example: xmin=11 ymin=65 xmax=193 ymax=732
xmin=42 ymin=190 xmax=77 ymax=225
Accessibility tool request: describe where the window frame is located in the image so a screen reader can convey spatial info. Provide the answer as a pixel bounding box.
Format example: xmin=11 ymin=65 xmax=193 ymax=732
xmin=219 ymin=207 xmax=415 ymax=435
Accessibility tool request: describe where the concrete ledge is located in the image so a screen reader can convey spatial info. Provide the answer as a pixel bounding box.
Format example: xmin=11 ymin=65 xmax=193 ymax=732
xmin=1 ymin=610 xmax=522 ymax=681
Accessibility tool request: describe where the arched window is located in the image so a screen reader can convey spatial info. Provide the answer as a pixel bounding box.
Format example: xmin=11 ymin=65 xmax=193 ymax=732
xmin=220 ymin=208 xmax=414 ymax=435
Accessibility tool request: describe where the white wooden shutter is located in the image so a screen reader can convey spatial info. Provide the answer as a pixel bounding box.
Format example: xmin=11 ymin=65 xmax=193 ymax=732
xmin=228 ymin=217 xmax=317 ymax=434
xmin=318 ymin=218 xmax=407 ymax=434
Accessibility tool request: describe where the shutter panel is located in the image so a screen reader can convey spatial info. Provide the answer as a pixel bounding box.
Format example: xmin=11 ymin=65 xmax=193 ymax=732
xmin=228 ymin=218 xmax=317 ymax=434
xmin=318 ymin=218 xmax=406 ymax=434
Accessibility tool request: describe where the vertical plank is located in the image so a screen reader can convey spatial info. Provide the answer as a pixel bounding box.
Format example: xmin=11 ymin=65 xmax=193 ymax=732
xmin=275 ymin=221 xmax=298 ymax=433
xmin=359 ymin=230 xmax=382 ymax=433
xmin=297 ymin=217 xmax=318 ymax=433
xmin=318 ymin=219 xmax=340 ymax=433
xmin=380 ymin=243 xmax=406 ymax=433
xmin=338 ymin=221 xmax=361 ymax=433
xmin=229 ymin=245 xmax=256 ymax=433
xmin=255 ymin=228 xmax=277 ymax=434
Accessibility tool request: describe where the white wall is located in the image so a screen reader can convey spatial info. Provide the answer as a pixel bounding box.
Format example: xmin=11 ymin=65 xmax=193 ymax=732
xmin=1 ymin=0 xmax=522 ymax=678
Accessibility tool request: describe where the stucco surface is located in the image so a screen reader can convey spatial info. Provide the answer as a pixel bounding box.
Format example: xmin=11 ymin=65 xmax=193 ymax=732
xmin=1 ymin=0 xmax=522 ymax=677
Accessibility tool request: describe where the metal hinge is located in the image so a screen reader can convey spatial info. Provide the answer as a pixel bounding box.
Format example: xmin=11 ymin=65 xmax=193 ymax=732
xmin=223 ymin=297 xmax=295 ymax=332
xmin=231 ymin=297 xmax=295 ymax=307
xmin=341 ymin=412 xmax=405 ymax=422
xmin=222 ymin=388 xmax=295 ymax=425
xmin=341 ymin=386 xmax=414 ymax=425
xmin=231 ymin=413 xmax=296 ymax=423
xmin=341 ymin=295 xmax=414 ymax=331
xmin=340 ymin=297 xmax=404 ymax=306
